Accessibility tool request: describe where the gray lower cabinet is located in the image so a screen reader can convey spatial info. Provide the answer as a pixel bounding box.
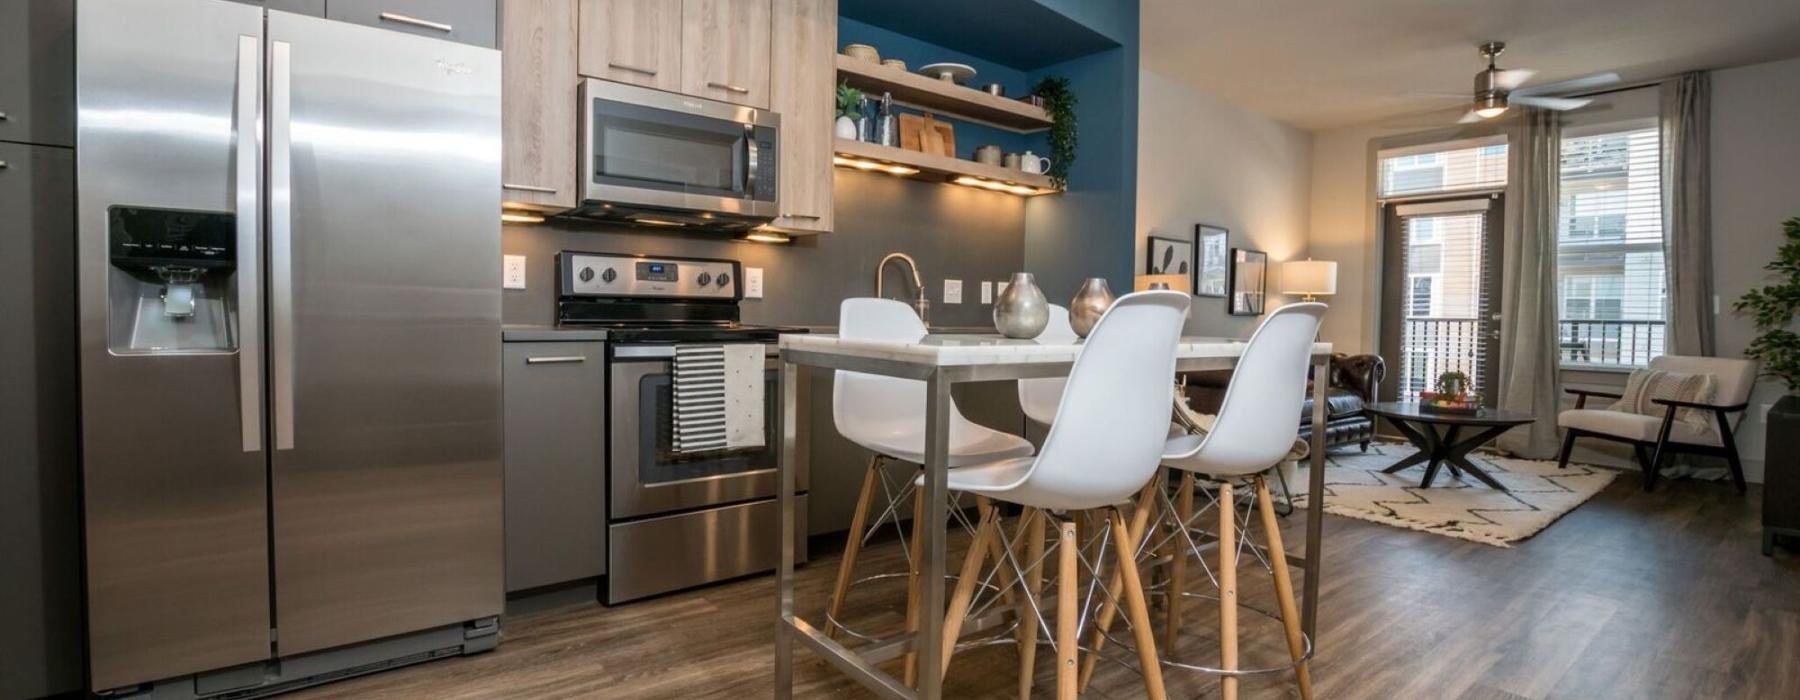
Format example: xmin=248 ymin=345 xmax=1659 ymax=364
xmin=223 ymin=0 xmax=327 ymax=16
xmin=503 ymin=341 xmax=607 ymax=592
xmin=0 ymin=0 xmax=74 ymax=148
xmin=325 ymin=0 xmax=497 ymax=48
xmin=0 ymin=142 xmax=82 ymax=699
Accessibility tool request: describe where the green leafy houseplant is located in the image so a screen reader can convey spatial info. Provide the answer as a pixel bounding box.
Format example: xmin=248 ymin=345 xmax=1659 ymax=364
xmin=836 ymin=81 xmax=864 ymax=120
xmin=1031 ymin=76 xmax=1077 ymax=189
xmin=1735 ymin=216 xmax=1800 ymax=393
xmin=1435 ymin=371 xmax=1471 ymax=399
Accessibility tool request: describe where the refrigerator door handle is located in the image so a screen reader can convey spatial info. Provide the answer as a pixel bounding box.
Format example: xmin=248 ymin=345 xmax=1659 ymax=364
xmin=270 ymin=39 xmax=296 ymax=451
xmin=235 ymin=35 xmax=265 ymax=452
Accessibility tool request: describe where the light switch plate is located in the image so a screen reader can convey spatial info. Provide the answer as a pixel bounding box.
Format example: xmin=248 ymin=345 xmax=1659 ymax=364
xmin=502 ymin=255 xmax=526 ymax=289
xmin=944 ymin=279 xmax=963 ymax=304
xmin=980 ymin=281 xmax=993 ymax=304
xmin=745 ymin=267 xmax=765 ymax=299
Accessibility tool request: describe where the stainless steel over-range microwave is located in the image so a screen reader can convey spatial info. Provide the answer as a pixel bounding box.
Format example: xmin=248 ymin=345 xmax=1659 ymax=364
xmin=572 ymin=79 xmax=779 ymax=230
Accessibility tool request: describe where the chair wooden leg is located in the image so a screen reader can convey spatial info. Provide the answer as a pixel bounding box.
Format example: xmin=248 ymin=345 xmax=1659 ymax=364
xmin=1555 ymin=431 xmax=1578 ymax=470
xmin=1218 ymin=482 xmax=1239 ymax=700
xmin=1165 ymin=471 xmax=1196 ymax=650
xmin=1080 ymin=480 xmax=1161 ymax=690
xmin=939 ymin=506 xmax=997 ymax=676
xmin=1018 ymin=509 xmax=1047 ymax=700
xmin=978 ymin=497 xmax=1015 ymax=610
xmin=1255 ymin=477 xmax=1313 ymax=700
xmin=1056 ymin=519 xmax=1080 ymax=700
xmin=825 ymin=455 xmax=883 ymax=639
xmin=1109 ymin=509 xmax=1167 ymax=700
xmin=903 ymin=487 xmax=926 ymax=686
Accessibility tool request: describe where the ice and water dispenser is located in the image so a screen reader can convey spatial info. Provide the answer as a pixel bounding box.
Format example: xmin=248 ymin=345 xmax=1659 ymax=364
xmin=106 ymin=206 xmax=239 ymax=352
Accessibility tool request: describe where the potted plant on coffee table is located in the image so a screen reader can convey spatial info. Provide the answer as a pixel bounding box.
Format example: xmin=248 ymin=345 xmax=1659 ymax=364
xmin=1419 ymin=370 xmax=1480 ymax=414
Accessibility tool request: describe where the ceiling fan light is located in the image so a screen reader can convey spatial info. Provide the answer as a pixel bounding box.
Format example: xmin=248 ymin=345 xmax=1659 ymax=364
xmin=1475 ymin=105 xmax=1508 ymax=118
xmin=1474 ymin=93 xmax=1508 ymax=118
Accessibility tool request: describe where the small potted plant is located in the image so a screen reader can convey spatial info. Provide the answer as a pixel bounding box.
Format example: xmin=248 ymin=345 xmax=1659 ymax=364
xmin=834 ymin=82 xmax=862 ymax=140
xmin=1420 ymin=370 xmax=1480 ymax=414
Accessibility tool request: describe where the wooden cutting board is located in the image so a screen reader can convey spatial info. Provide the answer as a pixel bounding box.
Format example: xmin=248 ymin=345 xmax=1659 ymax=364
xmin=899 ymin=113 xmax=955 ymax=156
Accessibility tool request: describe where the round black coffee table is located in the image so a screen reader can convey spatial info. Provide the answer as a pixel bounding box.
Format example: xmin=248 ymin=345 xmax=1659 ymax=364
xmin=1364 ymin=401 xmax=1536 ymax=491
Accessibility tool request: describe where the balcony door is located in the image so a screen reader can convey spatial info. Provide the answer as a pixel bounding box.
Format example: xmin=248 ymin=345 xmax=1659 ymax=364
xmin=1378 ymin=195 xmax=1504 ymax=404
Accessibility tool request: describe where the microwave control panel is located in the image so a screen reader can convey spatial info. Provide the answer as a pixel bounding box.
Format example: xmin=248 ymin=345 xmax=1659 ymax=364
xmin=559 ymin=252 xmax=740 ymax=300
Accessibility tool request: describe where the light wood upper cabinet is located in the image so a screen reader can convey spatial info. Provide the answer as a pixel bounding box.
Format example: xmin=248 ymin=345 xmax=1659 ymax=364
xmin=679 ymin=0 xmax=771 ymax=109
xmin=501 ymin=0 xmax=580 ymax=211
xmin=766 ymin=0 xmax=833 ymax=233
xmin=577 ymin=0 xmax=683 ymax=92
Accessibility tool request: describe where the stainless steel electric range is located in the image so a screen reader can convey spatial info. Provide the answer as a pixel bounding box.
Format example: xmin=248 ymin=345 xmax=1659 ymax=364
xmin=557 ymin=251 xmax=809 ymax=604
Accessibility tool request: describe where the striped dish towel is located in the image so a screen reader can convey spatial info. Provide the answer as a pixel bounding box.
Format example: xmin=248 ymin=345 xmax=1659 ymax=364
xmin=672 ymin=344 xmax=766 ymax=453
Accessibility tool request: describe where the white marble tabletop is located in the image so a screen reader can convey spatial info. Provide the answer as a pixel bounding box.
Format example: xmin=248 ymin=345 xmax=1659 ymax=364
xmin=780 ymin=332 xmax=1332 ymax=367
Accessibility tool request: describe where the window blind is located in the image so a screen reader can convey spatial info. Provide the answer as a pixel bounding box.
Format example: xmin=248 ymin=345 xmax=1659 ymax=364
xmin=1393 ymin=200 xmax=1494 ymax=401
xmin=1379 ymin=139 xmax=1508 ymax=198
xmin=1556 ymin=126 xmax=1666 ymax=368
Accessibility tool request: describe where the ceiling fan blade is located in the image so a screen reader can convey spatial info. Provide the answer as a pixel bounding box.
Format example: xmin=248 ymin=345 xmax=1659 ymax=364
xmin=1403 ymin=90 xmax=1473 ymax=98
xmin=1511 ymin=71 xmax=1621 ymax=97
xmin=1458 ymin=110 xmax=1484 ymax=124
xmin=1493 ymin=69 xmax=1536 ymax=91
xmin=1511 ymin=95 xmax=1592 ymax=111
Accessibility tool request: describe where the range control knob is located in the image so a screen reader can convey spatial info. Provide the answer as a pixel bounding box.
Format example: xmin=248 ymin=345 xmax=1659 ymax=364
xmin=600 ymin=267 xmax=617 ymax=283
xmin=716 ymin=272 xmax=731 ymax=288
xmin=578 ymin=267 xmax=595 ymax=282
xmin=697 ymin=272 xmax=712 ymax=287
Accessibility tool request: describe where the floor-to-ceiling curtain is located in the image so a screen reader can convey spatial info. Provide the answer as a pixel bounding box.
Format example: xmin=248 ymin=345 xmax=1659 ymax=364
xmin=1497 ymin=108 xmax=1564 ymax=458
xmin=1661 ymin=72 xmax=1715 ymax=356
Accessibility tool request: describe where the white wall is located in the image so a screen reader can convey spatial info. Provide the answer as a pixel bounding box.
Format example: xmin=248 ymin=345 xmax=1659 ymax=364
xmin=1137 ymin=68 xmax=1314 ymax=337
xmin=1711 ymin=55 xmax=1800 ymax=481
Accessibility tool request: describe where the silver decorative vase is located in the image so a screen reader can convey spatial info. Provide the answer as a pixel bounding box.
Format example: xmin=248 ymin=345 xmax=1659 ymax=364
xmin=1068 ymin=278 xmax=1115 ymax=338
xmin=993 ymin=272 xmax=1049 ymax=339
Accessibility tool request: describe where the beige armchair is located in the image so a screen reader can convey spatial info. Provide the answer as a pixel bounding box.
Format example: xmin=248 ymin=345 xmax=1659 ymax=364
xmin=1555 ymin=355 xmax=1757 ymax=492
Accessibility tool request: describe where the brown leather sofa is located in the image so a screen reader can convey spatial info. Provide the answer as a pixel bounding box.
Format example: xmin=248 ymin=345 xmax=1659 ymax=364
xmin=1179 ymin=353 xmax=1386 ymax=451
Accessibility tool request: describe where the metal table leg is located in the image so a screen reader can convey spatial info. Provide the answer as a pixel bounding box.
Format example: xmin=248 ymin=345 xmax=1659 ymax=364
xmin=775 ymin=359 xmax=799 ymax=699
xmin=1303 ymin=355 xmax=1328 ymax=641
xmin=915 ymin=370 xmax=952 ymax=698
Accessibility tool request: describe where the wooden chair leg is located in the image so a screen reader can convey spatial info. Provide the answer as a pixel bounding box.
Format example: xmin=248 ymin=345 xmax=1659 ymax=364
xmin=1255 ymin=477 xmax=1313 ymax=700
xmin=825 ymin=455 xmax=883 ymax=639
xmin=1018 ymin=509 xmax=1047 ymax=700
xmin=1218 ymin=482 xmax=1239 ymax=700
xmin=940 ymin=506 xmax=998 ymax=676
xmin=903 ymin=488 xmax=926 ymax=687
xmin=1080 ymin=480 xmax=1161 ymax=690
xmin=1056 ymin=519 xmax=1080 ymax=700
xmin=1555 ymin=431 xmax=1578 ymax=470
xmin=1108 ymin=509 xmax=1167 ymax=700
xmin=1165 ymin=471 xmax=1196 ymax=650
xmin=978 ymin=497 xmax=1015 ymax=611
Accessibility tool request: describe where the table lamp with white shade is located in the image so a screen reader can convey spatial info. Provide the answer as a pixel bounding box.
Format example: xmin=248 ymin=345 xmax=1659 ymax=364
xmin=1280 ymin=259 xmax=1337 ymax=302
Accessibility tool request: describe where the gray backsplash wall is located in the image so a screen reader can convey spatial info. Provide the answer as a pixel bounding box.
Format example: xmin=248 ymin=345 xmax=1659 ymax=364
xmin=503 ymin=170 xmax=1028 ymax=328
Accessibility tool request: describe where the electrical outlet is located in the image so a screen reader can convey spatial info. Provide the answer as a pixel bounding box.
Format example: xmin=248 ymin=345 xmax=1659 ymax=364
xmin=502 ymin=255 xmax=526 ymax=289
xmin=745 ymin=267 xmax=764 ymax=299
xmin=944 ymin=279 xmax=963 ymax=304
xmin=996 ymin=280 xmax=1009 ymax=297
xmin=981 ymin=281 xmax=993 ymax=304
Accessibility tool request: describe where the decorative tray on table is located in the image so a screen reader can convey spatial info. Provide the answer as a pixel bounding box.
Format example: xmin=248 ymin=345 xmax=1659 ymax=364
xmin=1418 ymin=392 xmax=1482 ymax=415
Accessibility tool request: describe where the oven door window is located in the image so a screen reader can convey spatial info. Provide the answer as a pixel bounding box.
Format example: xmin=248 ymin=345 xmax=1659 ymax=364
xmin=637 ymin=367 xmax=778 ymax=485
xmin=593 ymin=98 xmax=746 ymax=198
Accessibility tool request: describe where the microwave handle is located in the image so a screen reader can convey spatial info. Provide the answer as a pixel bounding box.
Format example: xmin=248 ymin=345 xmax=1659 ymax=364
xmin=744 ymin=128 xmax=759 ymax=199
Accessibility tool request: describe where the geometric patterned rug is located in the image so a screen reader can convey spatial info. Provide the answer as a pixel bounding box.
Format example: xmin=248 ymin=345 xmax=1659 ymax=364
xmin=1288 ymin=442 xmax=1618 ymax=547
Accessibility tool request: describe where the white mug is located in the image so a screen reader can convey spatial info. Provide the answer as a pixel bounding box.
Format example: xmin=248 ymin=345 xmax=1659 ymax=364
xmin=1019 ymin=151 xmax=1051 ymax=174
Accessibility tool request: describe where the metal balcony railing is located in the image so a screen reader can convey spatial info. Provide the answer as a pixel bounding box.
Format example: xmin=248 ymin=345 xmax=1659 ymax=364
xmin=1559 ymin=319 xmax=1665 ymax=367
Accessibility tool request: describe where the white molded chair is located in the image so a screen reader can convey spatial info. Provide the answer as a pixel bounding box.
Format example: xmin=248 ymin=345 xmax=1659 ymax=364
xmin=1557 ymin=354 xmax=1757 ymax=492
xmin=1018 ymin=304 xmax=1078 ymax=427
xmin=1156 ymin=302 xmax=1326 ymax=700
xmin=932 ymin=290 xmax=1191 ymax=700
xmin=823 ymin=298 xmax=1035 ymax=654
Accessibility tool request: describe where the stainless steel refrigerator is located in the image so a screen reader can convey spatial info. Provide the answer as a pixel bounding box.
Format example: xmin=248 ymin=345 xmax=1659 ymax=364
xmin=75 ymin=0 xmax=504 ymax=693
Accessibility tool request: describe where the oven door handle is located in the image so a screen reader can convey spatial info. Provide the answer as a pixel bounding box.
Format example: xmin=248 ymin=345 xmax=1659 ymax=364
xmin=612 ymin=345 xmax=782 ymax=360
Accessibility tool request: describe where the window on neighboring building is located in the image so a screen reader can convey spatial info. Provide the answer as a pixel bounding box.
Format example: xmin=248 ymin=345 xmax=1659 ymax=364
xmin=1556 ymin=125 xmax=1667 ymax=368
xmin=1407 ymin=275 xmax=1437 ymax=318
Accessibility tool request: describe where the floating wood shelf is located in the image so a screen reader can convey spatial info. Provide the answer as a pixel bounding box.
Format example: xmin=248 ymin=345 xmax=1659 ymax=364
xmin=834 ymin=139 xmax=1059 ymax=195
xmin=835 ymin=55 xmax=1054 ymax=133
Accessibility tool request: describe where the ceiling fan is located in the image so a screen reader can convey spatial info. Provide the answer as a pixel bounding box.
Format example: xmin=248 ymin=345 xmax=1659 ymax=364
xmin=1433 ymin=42 xmax=1622 ymax=122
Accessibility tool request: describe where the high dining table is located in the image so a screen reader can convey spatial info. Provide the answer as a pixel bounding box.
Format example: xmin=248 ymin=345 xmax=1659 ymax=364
xmin=774 ymin=332 xmax=1334 ymax=699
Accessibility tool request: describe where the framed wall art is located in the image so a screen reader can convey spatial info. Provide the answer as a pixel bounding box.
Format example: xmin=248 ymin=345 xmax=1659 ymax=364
xmin=1194 ymin=224 xmax=1229 ymax=298
xmin=1228 ymin=248 xmax=1268 ymax=316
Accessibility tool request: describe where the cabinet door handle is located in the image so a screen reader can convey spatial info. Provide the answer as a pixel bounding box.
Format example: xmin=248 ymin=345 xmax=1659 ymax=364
xmin=379 ymin=12 xmax=453 ymax=32
xmin=707 ymin=81 xmax=750 ymax=94
xmin=503 ymin=183 xmax=558 ymax=194
xmin=608 ymin=62 xmax=658 ymax=76
xmin=783 ymin=213 xmax=821 ymax=220
xmin=526 ymin=356 xmax=588 ymax=365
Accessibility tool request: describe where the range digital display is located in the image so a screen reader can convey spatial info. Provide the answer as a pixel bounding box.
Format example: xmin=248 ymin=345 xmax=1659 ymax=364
xmin=636 ymin=261 xmax=679 ymax=282
xmin=107 ymin=206 xmax=236 ymax=271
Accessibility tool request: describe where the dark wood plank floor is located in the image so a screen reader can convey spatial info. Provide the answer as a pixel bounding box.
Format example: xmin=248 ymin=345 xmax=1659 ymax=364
xmin=289 ymin=475 xmax=1799 ymax=699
